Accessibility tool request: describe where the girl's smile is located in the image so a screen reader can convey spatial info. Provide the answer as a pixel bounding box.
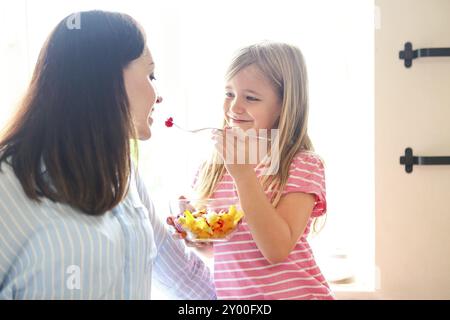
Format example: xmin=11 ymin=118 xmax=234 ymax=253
xmin=226 ymin=113 xmax=254 ymax=124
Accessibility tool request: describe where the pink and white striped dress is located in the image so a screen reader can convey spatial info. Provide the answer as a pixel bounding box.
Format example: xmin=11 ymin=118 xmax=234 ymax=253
xmin=211 ymin=152 xmax=335 ymax=300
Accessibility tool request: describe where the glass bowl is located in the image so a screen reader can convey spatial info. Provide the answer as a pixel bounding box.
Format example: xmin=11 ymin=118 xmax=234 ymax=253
xmin=169 ymin=197 xmax=244 ymax=242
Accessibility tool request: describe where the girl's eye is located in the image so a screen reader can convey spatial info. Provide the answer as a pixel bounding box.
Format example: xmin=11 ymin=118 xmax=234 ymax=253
xmin=149 ymin=73 xmax=156 ymax=81
xmin=225 ymin=92 xmax=234 ymax=98
xmin=246 ymin=96 xmax=259 ymax=101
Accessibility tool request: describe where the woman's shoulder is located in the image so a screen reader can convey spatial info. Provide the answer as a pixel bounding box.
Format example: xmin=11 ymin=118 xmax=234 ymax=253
xmin=0 ymin=157 xmax=13 ymax=176
xmin=0 ymin=159 xmax=118 ymax=233
xmin=0 ymin=159 xmax=23 ymax=202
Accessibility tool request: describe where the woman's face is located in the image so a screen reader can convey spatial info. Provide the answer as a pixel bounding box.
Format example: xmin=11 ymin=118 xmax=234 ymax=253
xmin=123 ymin=47 xmax=162 ymax=140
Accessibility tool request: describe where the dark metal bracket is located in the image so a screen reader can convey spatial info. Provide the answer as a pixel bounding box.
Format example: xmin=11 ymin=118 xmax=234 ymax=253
xmin=399 ymin=42 xmax=450 ymax=68
xmin=400 ymin=148 xmax=450 ymax=173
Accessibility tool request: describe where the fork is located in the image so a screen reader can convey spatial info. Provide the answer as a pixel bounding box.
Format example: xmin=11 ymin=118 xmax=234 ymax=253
xmin=172 ymin=123 xmax=221 ymax=134
xmin=169 ymin=121 xmax=271 ymax=141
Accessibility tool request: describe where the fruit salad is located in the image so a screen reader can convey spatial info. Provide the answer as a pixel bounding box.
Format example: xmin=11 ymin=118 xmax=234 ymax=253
xmin=174 ymin=205 xmax=244 ymax=241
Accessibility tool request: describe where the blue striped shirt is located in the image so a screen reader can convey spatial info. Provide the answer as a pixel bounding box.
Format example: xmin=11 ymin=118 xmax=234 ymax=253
xmin=0 ymin=160 xmax=216 ymax=299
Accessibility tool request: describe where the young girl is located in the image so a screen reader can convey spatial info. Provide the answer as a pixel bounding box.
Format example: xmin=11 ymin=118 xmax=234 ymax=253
xmin=194 ymin=41 xmax=334 ymax=300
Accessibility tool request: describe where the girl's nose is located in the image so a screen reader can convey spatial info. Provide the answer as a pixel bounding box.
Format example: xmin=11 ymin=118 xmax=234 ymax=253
xmin=156 ymin=96 xmax=163 ymax=104
xmin=230 ymin=99 xmax=244 ymax=113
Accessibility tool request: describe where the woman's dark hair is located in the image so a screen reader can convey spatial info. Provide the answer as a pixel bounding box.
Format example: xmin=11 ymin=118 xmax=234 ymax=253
xmin=0 ymin=10 xmax=146 ymax=215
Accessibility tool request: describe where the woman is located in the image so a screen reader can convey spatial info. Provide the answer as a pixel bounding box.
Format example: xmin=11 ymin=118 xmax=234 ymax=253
xmin=0 ymin=10 xmax=215 ymax=299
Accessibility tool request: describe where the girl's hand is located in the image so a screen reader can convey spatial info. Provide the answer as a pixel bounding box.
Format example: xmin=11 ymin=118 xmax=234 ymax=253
xmin=211 ymin=127 xmax=256 ymax=180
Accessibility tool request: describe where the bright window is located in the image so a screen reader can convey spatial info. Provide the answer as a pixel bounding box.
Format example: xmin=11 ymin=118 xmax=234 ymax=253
xmin=0 ymin=0 xmax=375 ymax=296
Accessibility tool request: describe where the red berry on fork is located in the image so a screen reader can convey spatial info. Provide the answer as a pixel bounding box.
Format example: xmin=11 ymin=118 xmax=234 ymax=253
xmin=165 ymin=117 xmax=174 ymax=127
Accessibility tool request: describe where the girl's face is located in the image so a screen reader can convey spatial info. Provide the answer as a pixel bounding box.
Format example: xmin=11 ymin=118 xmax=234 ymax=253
xmin=224 ymin=64 xmax=282 ymax=131
xmin=123 ymin=47 xmax=162 ymax=140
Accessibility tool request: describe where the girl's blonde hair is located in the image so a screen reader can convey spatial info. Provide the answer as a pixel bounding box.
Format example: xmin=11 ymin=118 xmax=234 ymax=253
xmin=195 ymin=41 xmax=325 ymax=233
